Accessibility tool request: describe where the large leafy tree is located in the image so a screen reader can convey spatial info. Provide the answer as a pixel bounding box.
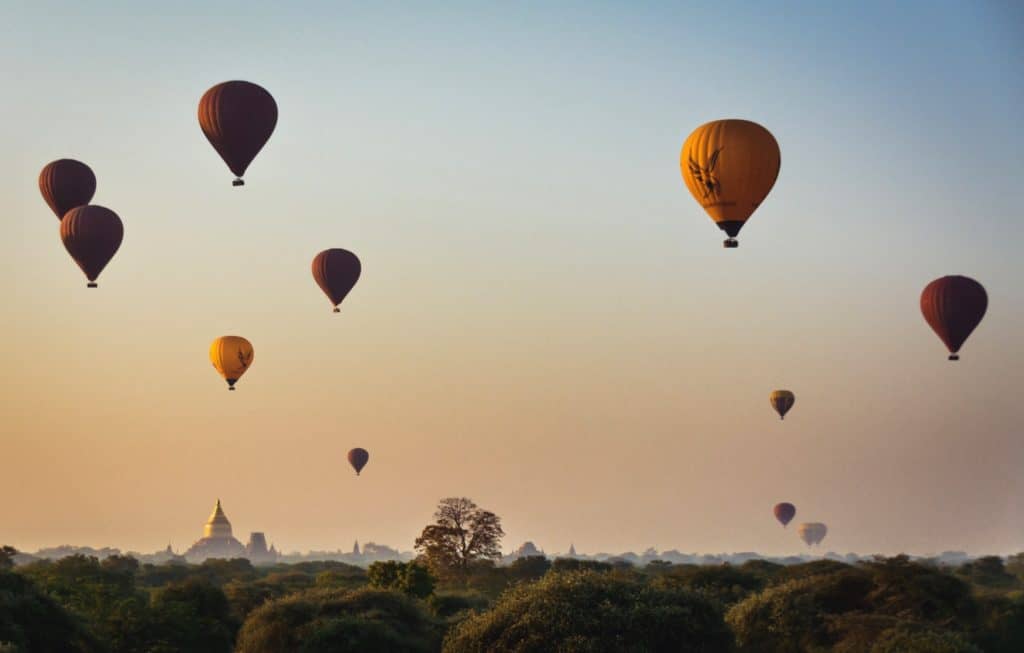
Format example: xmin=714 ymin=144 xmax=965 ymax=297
xmin=234 ymin=588 xmax=439 ymax=653
xmin=415 ymin=498 xmax=504 ymax=574
xmin=443 ymin=570 xmax=733 ymax=652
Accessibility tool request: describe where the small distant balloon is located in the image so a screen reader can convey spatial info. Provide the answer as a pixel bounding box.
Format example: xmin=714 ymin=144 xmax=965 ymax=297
xmin=773 ymin=503 xmax=796 ymax=528
xmin=920 ymin=276 xmax=987 ymax=361
xmin=797 ymin=522 xmax=827 ymax=547
xmin=348 ymin=448 xmax=369 ymax=476
xmin=312 ymin=249 xmax=361 ymax=313
xmin=770 ymin=390 xmax=795 ymax=420
xmin=198 ymin=81 xmax=278 ymax=186
xmin=209 ymin=336 xmax=254 ymax=391
xmin=680 ymin=119 xmax=780 ymax=248
xmin=60 ymin=205 xmax=123 ymax=287
xmin=39 ymin=159 xmax=96 ymax=219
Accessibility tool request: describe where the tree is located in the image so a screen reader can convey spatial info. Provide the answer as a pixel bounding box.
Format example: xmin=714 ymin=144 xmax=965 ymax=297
xmin=234 ymin=588 xmax=439 ymax=653
xmin=443 ymin=570 xmax=733 ymax=652
xmin=148 ymin=578 xmax=237 ymax=652
xmin=0 ymin=545 xmax=17 ymax=570
xmin=415 ymin=497 xmax=504 ymax=575
xmin=368 ymin=561 xmax=437 ymax=598
xmin=0 ymin=570 xmax=99 ymax=652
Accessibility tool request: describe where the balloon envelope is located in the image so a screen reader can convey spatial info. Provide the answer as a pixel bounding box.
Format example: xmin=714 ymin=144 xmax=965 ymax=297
xmin=680 ymin=119 xmax=780 ymax=247
xmin=920 ymin=276 xmax=987 ymax=360
xmin=312 ymin=249 xmax=361 ymax=312
xmin=348 ymin=448 xmax=369 ymax=476
xmin=797 ymin=522 xmax=827 ymax=547
xmin=774 ymin=503 xmax=796 ymax=527
xmin=39 ymin=159 xmax=96 ymax=219
xmin=770 ymin=390 xmax=795 ymax=420
xmin=198 ymin=81 xmax=278 ymax=185
xmin=60 ymin=205 xmax=123 ymax=287
xmin=209 ymin=336 xmax=254 ymax=390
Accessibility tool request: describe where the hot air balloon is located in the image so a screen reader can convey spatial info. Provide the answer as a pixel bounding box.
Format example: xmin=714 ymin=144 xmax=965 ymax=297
xmin=60 ymin=206 xmax=123 ymax=287
xmin=39 ymin=159 xmax=96 ymax=220
xmin=773 ymin=503 xmax=796 ymax=528
xmin=770 ymin=390 xmax=795 ymax=420
xmin=198 ymin=81 xmax=278 ymax=186
xmin=209 ymin=336 xmax=254 ymax=390
xmin=920 ymin=276 xmax=987 ymax=361
xmin=348 ymin=448 xmax=369 ymax=476
xmin=680 ymin=119 xmax=780 ymax=248
xmin=312 ymin=249 xmax=361 ymax=313
xmin=797 ymin=522 xmax=827 ymax=547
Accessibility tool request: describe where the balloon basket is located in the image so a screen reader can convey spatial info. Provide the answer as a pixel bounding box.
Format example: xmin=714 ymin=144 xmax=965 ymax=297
xmin=232 ymin=178 xmax=244 ymax=187
xmin=333 ymin=307 xmax=340 ymax=313
xmin=87 ymin=282 xmax=98 ymax=288
xmin=948 ymin=354 xmax=959 ymax=361
xmin=228 ymin=387 xmax=236 ymax=391
xmin=723 ymin=239 xmax=739 ymax=248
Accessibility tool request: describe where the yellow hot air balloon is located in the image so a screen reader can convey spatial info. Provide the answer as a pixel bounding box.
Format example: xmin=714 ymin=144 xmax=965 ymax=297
xmin=680 ymin=119 xmax=780 ymax=248
xmin=209 ymin=336 xmax=254 ymax=391
xmin=770 ymin=390 xmax=795 ymax=420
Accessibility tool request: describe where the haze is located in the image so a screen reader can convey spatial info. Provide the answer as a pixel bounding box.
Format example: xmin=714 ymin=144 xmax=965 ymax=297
xmin=2 ymin=1 xmax=1022 ymax=558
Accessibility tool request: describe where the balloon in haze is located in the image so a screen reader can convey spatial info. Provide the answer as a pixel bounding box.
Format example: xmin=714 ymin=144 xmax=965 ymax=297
xmin=770 ymin=390 xmax=795 ymax=420
xmin=60 ymin=206 xmax=123 ymax=288
xmin=920 ymin=276 xmax=988 ymax=361
xmin=773 ymin=502 xmax=796 ymax=527
xmin=797 ymin=522 xmax=828 ymax=547
xmin=198 ymin=81 xmax=278 ymax=186
xmin=209 ymin=336 xmax=254 ymax=391
xmin=348 ymin=448 xmax=369 ymax=476
xmin=312 ymin=249 xmax=362 ymax=313
xmin=680 ymin=119 xmax=780 ymax=248
xmin=39 ymin=159 xmax=96 ymax=220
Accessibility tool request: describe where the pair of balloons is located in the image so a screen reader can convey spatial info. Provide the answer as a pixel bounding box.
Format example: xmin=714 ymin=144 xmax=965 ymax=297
xmin=774 ymin=504 xmax=828 ymax=547
xmin=39 ymin=160 xmax=123 ymax=288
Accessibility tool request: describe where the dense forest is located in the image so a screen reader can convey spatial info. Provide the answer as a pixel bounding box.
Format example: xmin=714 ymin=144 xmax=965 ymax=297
xmin=2 ymin=546 xmax=1024 ymax=652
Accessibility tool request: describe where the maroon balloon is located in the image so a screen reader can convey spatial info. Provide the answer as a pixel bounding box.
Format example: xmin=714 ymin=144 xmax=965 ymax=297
xmin=60 ymin=206 xmax=123 ymax=287
xmin=312 ymin=249 xmax=361 ymax=313
xmin=198 ymin=81 xmax=278 ymax=186
xmin=39 ymin=159 xmax=96 ymax=219
xmin=920 ymin=276 xmax=987 ymax=360
xmin=773 ymin=502 xmax=796 ymax=528
xmin=348 ymin=448 xmax=369 ymax=476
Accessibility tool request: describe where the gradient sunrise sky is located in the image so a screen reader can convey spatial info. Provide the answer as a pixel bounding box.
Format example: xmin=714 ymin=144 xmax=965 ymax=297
xmin=2 ymin=1 xmax=1022 ymax=557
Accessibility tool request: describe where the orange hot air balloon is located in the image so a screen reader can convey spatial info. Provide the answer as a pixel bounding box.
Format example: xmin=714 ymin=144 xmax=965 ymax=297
xmin=920 ymin=276 xmax=988 ymax=361
xmin=198 ymin=81 xmax=278 ymax=186
xmin=348 ymin=448 xmax=369 ymax=476
xmin=770 ymin=390 xmax=795 ymax=420
xmin=680 ymin=119 xmax=780 ymax=248
xmin=60 ymin=206 xmax=123 ymax=287
xmin=39 ymin=159 xmax=96 ymax=220
xmin=209 ymin=336 xmax=254 ymax=390
xmin=773 ymin=503 xmax=796 ymax=528
xmin=312 ymin=249 xmax=361 ymax=313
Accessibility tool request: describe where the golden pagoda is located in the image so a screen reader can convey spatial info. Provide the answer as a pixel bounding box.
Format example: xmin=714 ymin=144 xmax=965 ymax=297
xmin=203 ymin=499 xmax=233 ymax=539
xmin=184 ymin=499 xmax=246 ymax=562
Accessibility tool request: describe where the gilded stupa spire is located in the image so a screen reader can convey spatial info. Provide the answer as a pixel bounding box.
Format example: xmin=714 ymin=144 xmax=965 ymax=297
xmin=203 ymin=499 xmax=233 ymax=539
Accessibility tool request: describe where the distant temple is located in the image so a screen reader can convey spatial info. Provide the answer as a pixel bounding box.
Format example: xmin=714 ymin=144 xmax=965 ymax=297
xmin=184 ymin=500 xmax=277 ymax=563
xmin=353 ymin=540 xmax=360 ymax=555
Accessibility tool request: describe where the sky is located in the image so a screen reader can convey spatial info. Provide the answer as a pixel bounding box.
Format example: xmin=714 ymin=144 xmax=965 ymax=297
xmin=1 ymin=1 xmax=1022 ymax=558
